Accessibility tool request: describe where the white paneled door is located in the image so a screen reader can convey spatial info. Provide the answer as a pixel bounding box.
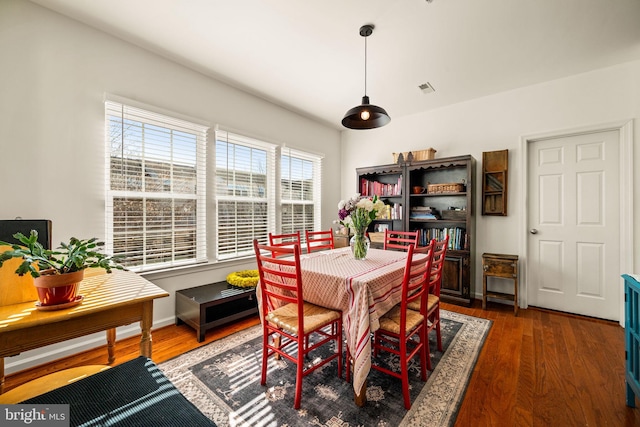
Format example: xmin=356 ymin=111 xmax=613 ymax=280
xmin=527 ymin=130 xmax=620 ymax=320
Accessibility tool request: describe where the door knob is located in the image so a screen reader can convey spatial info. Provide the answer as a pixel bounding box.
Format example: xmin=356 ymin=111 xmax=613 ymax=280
xmin=529 ymin=229 xmax=538 ymax=234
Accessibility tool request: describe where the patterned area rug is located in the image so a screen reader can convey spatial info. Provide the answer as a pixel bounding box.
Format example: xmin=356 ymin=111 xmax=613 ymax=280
xmin=160 ymin=310 xmax=491 ymax=427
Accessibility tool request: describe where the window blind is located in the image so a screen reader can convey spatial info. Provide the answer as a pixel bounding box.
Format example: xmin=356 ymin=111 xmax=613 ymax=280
xmin=215 ymin=129 xmax=277 ymax=260
xmin=105 ymin=99 xmax=208 ymax=271
xmin=280 ymin=147 xmax=322 ymax=240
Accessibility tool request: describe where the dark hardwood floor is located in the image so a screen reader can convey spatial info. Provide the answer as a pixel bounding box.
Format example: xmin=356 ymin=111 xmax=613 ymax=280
xmin=4 ymin=301 xmax=638 ymax=426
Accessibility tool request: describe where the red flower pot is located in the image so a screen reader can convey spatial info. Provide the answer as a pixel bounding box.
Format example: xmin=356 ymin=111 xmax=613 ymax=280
xmin=34 ymin=270 xmax=84 ymax=306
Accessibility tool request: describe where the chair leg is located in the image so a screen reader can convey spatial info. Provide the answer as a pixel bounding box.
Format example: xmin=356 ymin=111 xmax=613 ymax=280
xmin=400 ymin=341 xmax=411 ymax=410
xmin=435 ymin=312 xmax=443 ymax=352
xmin=419 ymin=328 xmax=428 ymax=381
xmin=336 ymin=321 xmax=343 ymax=379
xmin=424 ymin=319 xmax=433 ymax=371
xmin=261 ymin=328 xmax=269 ymax=386
xmin=294 ymin=336 xmax=304 ymax=409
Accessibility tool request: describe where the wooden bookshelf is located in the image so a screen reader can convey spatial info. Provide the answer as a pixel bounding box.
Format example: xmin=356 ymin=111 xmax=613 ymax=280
xmin=357 ymin=155 xmax=475 ymax=305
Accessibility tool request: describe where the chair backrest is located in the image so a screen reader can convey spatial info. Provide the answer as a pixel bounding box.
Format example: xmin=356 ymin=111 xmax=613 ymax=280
xmin=383 ymin=230 xmax=419 ymax=251
xmin=429 ymin=235 xmax=449 ymax=297
xmin=268 ymin=231 xmax=301 ymax=257
xmin=0 ymin=245 xmax=38 ymax=306
xmin=253 ymin=239 xmax=304 ymax=318
xmin=305 ymin=230 xmax=335 ymax=253
xmin=400 ymin=242 xmax=434 ymax=320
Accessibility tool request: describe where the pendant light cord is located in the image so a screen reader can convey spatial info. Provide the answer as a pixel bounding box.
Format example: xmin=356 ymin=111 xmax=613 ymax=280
xmin=363 ymin=36 xmax=368 ymax=97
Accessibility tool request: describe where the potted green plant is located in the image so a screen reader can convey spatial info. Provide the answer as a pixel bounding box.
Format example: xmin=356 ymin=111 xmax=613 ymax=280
xmin=0 ymin=230 xmax=124 ymax=308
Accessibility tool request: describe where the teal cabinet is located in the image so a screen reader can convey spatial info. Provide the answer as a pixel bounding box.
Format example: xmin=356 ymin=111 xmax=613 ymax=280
xmin=623 ymin=274 xmax=640 ymax=407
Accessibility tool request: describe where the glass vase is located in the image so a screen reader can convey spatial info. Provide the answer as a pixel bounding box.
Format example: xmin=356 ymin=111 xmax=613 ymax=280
xmin=350 ymin=230 xmax=370 ymax=260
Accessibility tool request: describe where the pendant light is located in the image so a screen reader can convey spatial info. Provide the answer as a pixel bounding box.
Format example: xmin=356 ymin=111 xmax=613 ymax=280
xmin=342 ymin=24 xmax=391 ymax=130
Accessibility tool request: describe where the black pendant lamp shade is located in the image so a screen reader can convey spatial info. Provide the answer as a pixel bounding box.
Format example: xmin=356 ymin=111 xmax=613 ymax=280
xmin=342 ymin=24 xmax=390 ymax=130
xmin=342 ymin=95 xmax=391 ymax=129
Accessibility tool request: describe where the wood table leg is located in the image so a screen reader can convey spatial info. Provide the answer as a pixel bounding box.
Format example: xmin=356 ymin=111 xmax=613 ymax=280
xmin=482 ymin=274 xmax=487 ymax=309
xmin=274 ymin=335 xmax=281 ymax=360
xmin=106 ymin=328 xmax=116 ymax=364
xmin=354 ymin=379 xmax=367 ymax=407
xmin=140 ymin=300 xmax=153 ymax=358
xmin=0 ymin=357 xmax=4 ymax=395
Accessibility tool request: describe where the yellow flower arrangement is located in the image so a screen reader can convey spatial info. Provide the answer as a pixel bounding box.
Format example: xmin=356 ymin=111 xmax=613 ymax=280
xmin=226 ymin=270 xmax=259 ymax=288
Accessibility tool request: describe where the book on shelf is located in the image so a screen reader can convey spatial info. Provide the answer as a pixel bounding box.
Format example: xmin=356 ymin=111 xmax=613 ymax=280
xmin=393 ymin=203 xmax=402 ymax=220
xmin=375 ymin=203 xmax=402 ymax=220
xmin=360 ymin=176 xmax=402 ymax=197
xmin=410 ymin=206 xmax=439 ymax=220
xmin=376 ymin=204 xmax=392 ymax=220
xmin=410 ymin=213 xmax=438 ymax=220
xmin=415 ymin=226 xmax=467 ymax=250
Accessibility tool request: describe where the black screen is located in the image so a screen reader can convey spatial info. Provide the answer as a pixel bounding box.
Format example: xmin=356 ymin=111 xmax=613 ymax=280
xmin=0 ymin=219 xmax=52 ymax=250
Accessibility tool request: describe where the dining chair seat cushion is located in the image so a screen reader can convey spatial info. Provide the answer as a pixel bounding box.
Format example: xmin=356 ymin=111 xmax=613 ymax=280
xmin=266 ymin=302 xmax=341 ymax=335
xmin=406 ymin=293 xmax=439 ymax=313
xmin=379 ymin=306 xmax=425 ymax=335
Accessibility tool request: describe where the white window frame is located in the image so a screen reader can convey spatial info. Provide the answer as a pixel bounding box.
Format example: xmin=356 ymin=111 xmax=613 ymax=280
xmin=279 ymin=146 xmax=323 ymax=241
xmin=105 ymin=95 xmax=208 ymax=272
xmin=214 ymin=128 xmax=277 ymax=261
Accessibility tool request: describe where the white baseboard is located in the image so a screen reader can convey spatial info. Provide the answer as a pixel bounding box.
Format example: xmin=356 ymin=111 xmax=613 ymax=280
xmin=5 ymin=316 xmax=176 ymax=375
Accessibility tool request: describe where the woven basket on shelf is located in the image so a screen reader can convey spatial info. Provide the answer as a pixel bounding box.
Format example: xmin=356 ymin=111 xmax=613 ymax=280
xmin=411 ymin=148 xmax=437 ymax=161
xmin=392 ymin=148 xmax=436 ymax=163
xmin=427 ymin=182 xmax=465 ymax=194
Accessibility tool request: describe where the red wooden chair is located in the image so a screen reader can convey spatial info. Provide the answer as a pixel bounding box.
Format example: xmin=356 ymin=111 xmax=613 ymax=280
xmin=268 ymin=231 xmax=301 ymax=257
xmin=305 ymin=230 xmax=335 ymax=253
xmin=383 ymin=230 xmax=419 ymax=251
xmin=370 ymin=241 xmax=435 ymax=409
xmin=253 ymin=240 xmax=342 ymax=409
xmin=408 ymin=235 xmax=449 ymax=370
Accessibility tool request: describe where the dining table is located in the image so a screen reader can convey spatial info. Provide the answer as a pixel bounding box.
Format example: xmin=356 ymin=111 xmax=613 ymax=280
xmin=257 ymin=246 xmax=424 ymax=406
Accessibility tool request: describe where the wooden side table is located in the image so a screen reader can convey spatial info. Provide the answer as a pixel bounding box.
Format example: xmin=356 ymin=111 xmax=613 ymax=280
xmin=482 ymin=253 xmax=519 ymax=315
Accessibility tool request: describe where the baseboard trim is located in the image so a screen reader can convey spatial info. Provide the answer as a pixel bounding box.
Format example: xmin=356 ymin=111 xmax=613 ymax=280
xmin=4 ymin=316 xmax=176 ymax=375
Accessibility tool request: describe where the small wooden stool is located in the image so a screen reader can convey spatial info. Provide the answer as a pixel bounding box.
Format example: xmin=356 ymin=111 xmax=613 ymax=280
xmin=0 ymin=365 xmax=110 ymax=403
xmin=482 ymin=253 xmax=519 ymax=316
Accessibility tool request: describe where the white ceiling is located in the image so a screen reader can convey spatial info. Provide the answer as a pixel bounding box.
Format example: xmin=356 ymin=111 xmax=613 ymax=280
xmin=30 ymin=0 xmax=640 ymax=130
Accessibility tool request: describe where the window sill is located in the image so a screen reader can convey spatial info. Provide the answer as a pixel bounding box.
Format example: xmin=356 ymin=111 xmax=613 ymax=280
xmin=139 ymin=256 xmax=256 ymax=281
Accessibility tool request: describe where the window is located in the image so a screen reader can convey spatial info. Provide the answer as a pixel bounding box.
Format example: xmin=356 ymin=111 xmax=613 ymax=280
xmin=105 ymin=98 xmax=208 ymax=271
xmin=105 ymin=99 xmax=323 ymax=269
xmin=215 ymin=130 xmax=276 ymax=260
xmin=280 ymin=148 xmax=322 ymax=237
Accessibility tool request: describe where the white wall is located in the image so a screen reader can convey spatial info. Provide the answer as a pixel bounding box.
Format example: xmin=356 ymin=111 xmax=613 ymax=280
xmin=0 ymin=0 xmax=341 ymax=373
xmin=342 ymin=59 xmax=640 ymax=308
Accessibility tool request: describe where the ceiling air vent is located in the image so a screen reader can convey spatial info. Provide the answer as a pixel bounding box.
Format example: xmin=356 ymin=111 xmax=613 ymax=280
xmin=419 ymin=82 xmax=435 ymax=94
